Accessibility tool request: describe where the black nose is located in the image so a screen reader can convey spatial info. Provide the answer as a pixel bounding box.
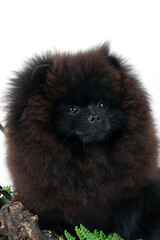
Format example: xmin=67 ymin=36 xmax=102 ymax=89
xmin=88 ymin=115 xmax=101 ymax=123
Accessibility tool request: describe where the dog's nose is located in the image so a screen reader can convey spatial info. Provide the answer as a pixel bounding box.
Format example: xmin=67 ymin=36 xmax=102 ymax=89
xmin=88 ymin=115 xmax=101 ymax=123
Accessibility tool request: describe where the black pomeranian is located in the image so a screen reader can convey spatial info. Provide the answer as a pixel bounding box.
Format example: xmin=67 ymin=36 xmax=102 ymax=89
xmin=5 ymin=44 xmax=160 ymax=240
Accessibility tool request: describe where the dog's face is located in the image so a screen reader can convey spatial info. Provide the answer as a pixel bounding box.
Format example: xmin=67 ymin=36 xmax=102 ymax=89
xmin=52 ymin=80 xmax=127 ymax=144
xmin=9 ymin=45 xmax=130 ymax=146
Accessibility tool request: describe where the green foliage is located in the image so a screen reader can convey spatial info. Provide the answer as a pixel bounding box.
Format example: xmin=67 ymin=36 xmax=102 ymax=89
xmin=0 ymin=185 xmax=16 ymax=198
xmin=1 ymin=186 xmax=13 ymax=194
xmin=58 ymin=225 xmax=143 ymax=240
xmin=59 ymin=225 xmax=120 ymax=240
xmin=0 ymin=185 xmax=16 ymax=207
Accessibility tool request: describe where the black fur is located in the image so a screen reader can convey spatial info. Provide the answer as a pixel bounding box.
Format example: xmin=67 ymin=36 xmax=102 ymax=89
xmin=5 ymin=45 xmax=160 ymax=239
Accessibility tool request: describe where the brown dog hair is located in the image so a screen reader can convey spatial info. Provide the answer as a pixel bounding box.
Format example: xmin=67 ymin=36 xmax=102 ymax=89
xmin=5 ymin=44 xmax=159 ymax=238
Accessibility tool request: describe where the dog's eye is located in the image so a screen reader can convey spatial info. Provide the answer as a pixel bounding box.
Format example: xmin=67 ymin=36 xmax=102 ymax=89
xmin=68 ymin=106 xmax=79 ymax=115
xmin=97 ymin=101 xmax=106 ymax=109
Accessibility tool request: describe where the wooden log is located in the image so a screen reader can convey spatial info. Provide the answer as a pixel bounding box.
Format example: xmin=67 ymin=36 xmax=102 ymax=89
xmin=0 ymin=202 xmax=58 ymax=240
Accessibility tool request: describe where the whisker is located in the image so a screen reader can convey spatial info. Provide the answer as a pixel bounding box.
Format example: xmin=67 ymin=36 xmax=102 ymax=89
xmin=62 ymin=129 xmax=78 ymax=148
xmin=109 ymin=120 xmax=131 ymax=136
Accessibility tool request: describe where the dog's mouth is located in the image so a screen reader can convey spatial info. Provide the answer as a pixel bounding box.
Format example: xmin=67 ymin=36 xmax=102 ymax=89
xmin=75 ymin=128 xmax=108 ymax=143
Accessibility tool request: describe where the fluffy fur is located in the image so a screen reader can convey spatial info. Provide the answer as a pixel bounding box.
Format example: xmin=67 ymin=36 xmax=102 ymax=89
xmin=5 ymin=44 xmax=160 ymax=240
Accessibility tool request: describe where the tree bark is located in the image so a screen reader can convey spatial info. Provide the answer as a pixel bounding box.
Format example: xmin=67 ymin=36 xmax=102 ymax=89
xmin=0 ymin=202 xmax=58 ymax=240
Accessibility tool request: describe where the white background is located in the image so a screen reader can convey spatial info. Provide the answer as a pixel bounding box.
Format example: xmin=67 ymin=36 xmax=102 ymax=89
xmin=0 ymin=0 xmax=160 ymax=187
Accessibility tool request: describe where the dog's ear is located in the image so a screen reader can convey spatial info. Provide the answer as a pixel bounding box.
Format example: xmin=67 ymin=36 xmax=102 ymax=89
xmin=107 ymin=55 xmax=122 ymax=70
xmin=99 ymin=44 xmax=122 ymax=70
xmin=31 ymin=64 xmax=52 ymax=89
